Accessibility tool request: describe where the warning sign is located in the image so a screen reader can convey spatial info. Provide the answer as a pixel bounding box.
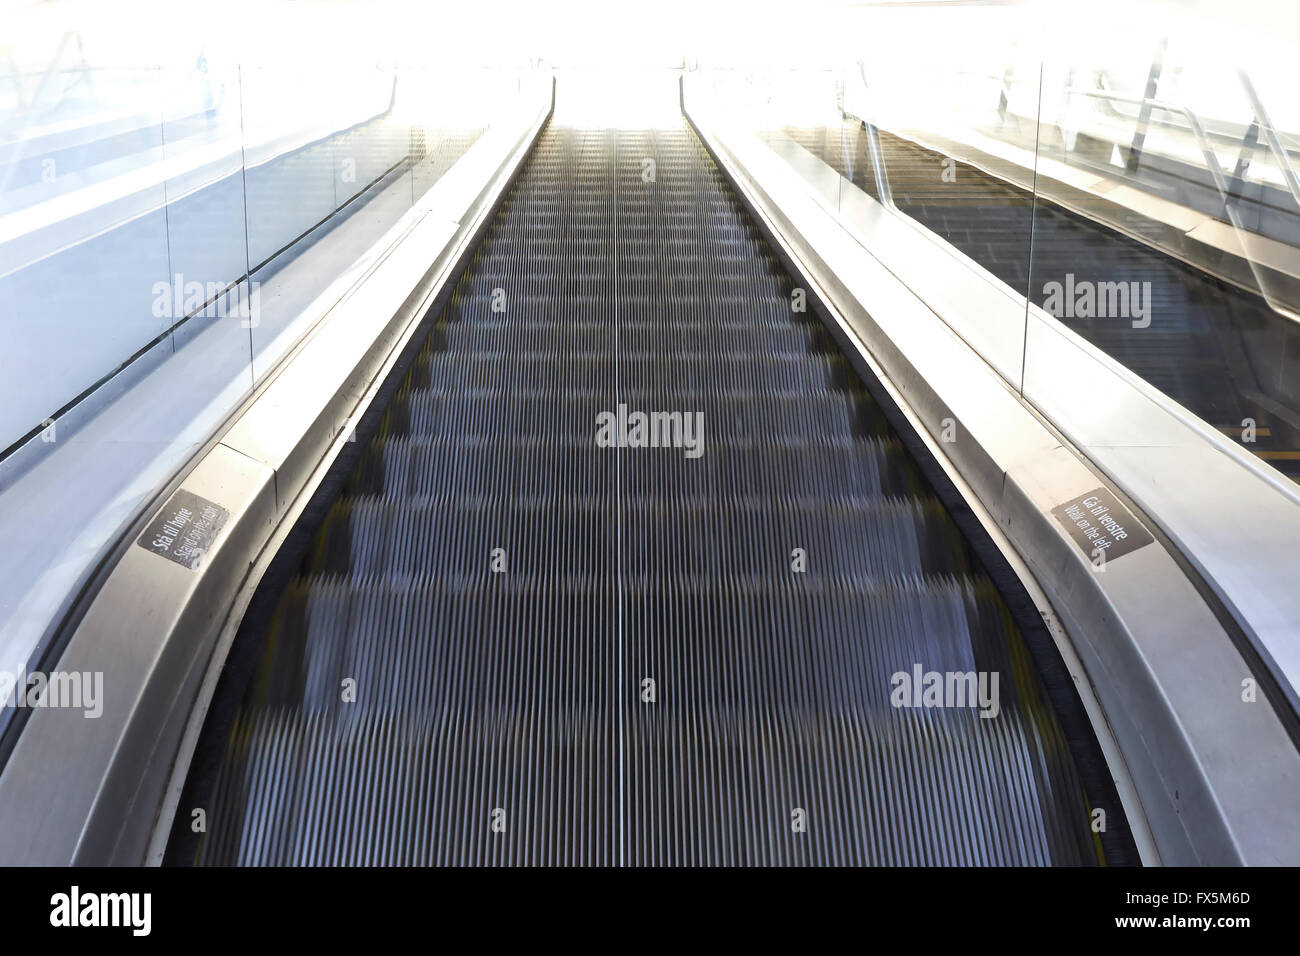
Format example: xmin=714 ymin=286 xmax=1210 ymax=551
xmin=136 ymin=489 xmax=230 ymax=571
xmin=1050 ymin=487 xmax=1153 ymax=564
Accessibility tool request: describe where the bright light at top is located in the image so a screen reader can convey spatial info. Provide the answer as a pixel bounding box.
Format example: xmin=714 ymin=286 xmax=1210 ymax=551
xmin=550 ymin=70 xmax=684 ymax=129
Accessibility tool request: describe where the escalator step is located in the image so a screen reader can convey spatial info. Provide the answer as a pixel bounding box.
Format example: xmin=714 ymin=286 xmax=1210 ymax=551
xmin=182 ymin=122 xmax=1112 ymax=866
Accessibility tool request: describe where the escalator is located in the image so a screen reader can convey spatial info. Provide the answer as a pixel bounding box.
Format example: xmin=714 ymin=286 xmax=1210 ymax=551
xmin=167 ymin=120 xmax=1134 ymax=866
xmin=780 ymin=122 xmax=1300 ymax=481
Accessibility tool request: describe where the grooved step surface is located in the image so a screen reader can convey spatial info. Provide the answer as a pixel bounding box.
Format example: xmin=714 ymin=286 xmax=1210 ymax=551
xmin=187 ymin=122 xmax=1107 ymax=866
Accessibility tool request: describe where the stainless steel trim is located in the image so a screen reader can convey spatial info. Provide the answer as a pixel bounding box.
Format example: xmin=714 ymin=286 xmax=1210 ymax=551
xmin=762 ymin=87 xmax=1300 ymax=714
xmin=732 ymin=180 xmax=1160 ymax=862
xmin=0 ymin=77 xmax=554 ymax=866
xmin=684 ymin=72 xmax=1300 ymax=865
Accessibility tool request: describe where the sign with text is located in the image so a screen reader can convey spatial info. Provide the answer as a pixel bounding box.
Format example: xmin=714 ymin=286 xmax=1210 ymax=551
xmin=136 ymin=490 xmax=230 ymax=571
xmin=1050 ymin=487 xmax=1153 ymax=563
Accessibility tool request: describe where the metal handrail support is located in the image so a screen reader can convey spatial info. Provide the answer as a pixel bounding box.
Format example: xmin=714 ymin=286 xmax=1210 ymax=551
xmin=1228 ymin=119 xmax=1261 ymax=202
xmin=997 ymin=61 xmax=1016 ymax=124
xmin=842 ymin=64 xmax=1300 ymax=322
xmin=863 ymin=120 xmax=894 ymax=208
xmin=1063 ymin=85 xmax=1300 ymax=324
xmin=853 ymin=61 xmax=895 ymax=208
xmin=0 ymin=32 xmax=92 ymax=199
xmin=1238 ymin=69 xmax=1300 ymax=214
xmin=1126 ymin=39 xmax=1168 ymax=173
xmin=944 ymin=67 xmax=1300 ymax=324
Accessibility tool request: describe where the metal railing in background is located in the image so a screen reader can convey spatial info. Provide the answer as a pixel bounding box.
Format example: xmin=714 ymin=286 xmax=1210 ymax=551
xmin=1056 ymin=84 xmax=1300 ymax=324
xmin=1237 ymin=69 xmax=1300 ymax=211
xmin=1 ymin=30 xmax=91 ymax=119
xmin=850 ymin=57 xmax=1300 ymax=324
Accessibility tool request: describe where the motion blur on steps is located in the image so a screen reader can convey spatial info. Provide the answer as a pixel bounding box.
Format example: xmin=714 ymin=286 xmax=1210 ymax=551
xmin=172 ymin=118 xmax=1125 ymax=866
xmin=1 ymin=1 xmax=1299 ymax=869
